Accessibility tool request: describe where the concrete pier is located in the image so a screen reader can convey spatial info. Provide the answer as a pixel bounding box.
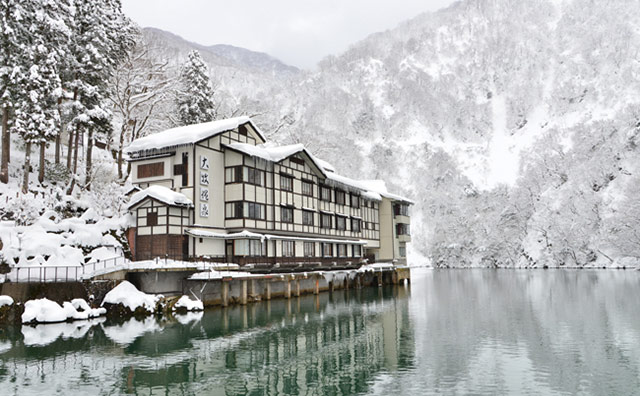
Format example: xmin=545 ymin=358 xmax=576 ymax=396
xmin=182 ymin=267 xmax=410 ymax=308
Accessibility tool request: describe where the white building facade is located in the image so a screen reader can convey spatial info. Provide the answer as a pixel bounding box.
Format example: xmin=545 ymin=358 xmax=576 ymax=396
xmin=126 ymin=117 xmax=412 ymax=269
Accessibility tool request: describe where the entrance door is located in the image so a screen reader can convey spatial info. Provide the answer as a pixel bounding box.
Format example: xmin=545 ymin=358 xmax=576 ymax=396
xmin=225 ymin=240 xmax=234 ymax=263
xmin=182 ymin=236 xmax=189 ymax=260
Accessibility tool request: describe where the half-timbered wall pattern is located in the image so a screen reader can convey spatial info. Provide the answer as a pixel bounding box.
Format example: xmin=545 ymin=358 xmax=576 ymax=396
xmin=127 ymin=121 xmax=407 ymax=264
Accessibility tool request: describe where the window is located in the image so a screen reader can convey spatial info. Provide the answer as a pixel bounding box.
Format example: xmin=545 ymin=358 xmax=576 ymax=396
xmin=335 ymin=190 xmax=346 ymax=205
xmin=396 ymin=223 xmax=410 ymax=236
xmin=350 ymin=194 xmax=360 ymax=208
xmin=226 ymin=202 xmax=244 ymax=219
xmin=399 ymin=245 xmax=406 ymax=257
xmin=281 ymin=206 xmax=294 ymax=223
xmin=302 ymin=180 xmax=314 ymax=196
xmin=302 ymin=210 xmax=314 ymax=226
xmin=336 ymin=215 xmax=346 ymax=231
xmin=303 ymin=242 xmax=315 ymax=257
xmin=282 ymin=240 xmax=295 ymax=257
xmin=147 ymin=211 xmax=158 ymax=226
xmin=353 ymin=245 xmax=362 ymax=257
xmin=337 ymin=244 xmax=347 ymax=257
xmin=249 ymin=239 xmax=266 ymax=257
xmin=322 ymin=243 xmax=333 ymax=257
xmin=320 ymin=185 xmax=332 ymax=201
xmin=280 ymin=174 xmax=293 ymax=191
xmin=238 ymin=124 xmax=248 ymax=136
xmin=247 ymin=168 xmax=264 ymax=186
xmin=226 ymin=166 xmax=243 ymax=183
xmin=394 ymin=204 xmax=409 ymax=216
xmin=320 ymin=213 xmax=332 ymax=228
xmin=351 ymin=218 xmax=361 ymax=233
xmin=247 ymin=203 xmax=265 ymax=220
xmin=138 ymin=162 xmax=164 ymax=178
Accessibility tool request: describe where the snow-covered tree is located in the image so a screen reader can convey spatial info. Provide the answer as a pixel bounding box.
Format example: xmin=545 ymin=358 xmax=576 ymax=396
xmin=175 ymin=50 xmax=216 ymax=125
xmin=109 ymin=39 xmax=173 ymax=180
xmin=66 ymin=0 xmax=136 ymax=193
xmin=0 ymin=0 xmax=31 ymax=184
xmin=10 ymin=0 xmax=71 ymax=192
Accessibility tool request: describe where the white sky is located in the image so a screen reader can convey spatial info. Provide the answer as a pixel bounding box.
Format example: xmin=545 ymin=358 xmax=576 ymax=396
xmin=121 ymin=0 xmax=457 ymax=69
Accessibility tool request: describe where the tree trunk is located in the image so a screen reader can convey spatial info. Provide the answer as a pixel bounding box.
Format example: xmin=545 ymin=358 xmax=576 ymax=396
xmin=22 ymin=141 xmax=31 ymax=194
xmin=55 ymin=97 xmax=63 ymax=164
xmin=117 ymin=123 xmax=126 ymax=180
xmin=66 ymin=125 xmax=74 ymax=169
xmin=85 ymin=127 xmax=93 ymax=190
xmin=38 ymin=141 xmax=46 ymax=183
xmin=1 ymin=106 xmax=9 ymax=184
xmin=66 ymin=88 xmax=78 ymax=169
xmin=67 ymin=127 xmax=81 ymax=195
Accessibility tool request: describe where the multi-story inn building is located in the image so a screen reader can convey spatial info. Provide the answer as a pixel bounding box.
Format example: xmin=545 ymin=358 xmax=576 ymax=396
xmin=125 ymin=117 xmax=412 ymax=268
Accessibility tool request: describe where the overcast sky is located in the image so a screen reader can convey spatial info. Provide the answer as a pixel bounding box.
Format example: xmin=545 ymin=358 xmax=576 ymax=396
xmin=121 ymin=0 xmax=457 ymax=69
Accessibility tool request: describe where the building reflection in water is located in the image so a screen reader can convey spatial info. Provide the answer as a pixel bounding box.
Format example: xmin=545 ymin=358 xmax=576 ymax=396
xmin=0 ymin=284 xmax=415 ymax=396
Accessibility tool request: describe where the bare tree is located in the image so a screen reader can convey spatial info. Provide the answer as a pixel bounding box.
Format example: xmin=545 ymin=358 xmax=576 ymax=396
xmin=109 ymin=40 xmax=173 ymax=180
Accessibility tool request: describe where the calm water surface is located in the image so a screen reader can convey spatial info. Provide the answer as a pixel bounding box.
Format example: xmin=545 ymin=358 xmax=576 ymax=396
xmin=1 ymin=269 xmax=640 ymax=395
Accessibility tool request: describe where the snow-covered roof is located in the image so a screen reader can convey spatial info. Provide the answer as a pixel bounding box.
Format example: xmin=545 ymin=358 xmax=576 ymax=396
xmin=360 ymin=179 xmax=414 ymax=204
xmin=314 ymin=157 xmax=336 ymax=173
xmin=224 ymin=142 xmax=327 ymax=177
xmin=128 ymin=185 xmax=194 ymax=209
xmin=125 ymin=116 xmax=266 ymax=155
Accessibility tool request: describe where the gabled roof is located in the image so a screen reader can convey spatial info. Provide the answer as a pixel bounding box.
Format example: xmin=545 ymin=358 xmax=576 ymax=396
xmin=125 ymin=116 xmax=266 ymax=156
xmin=224 ymin=142 xmax=327 ymax=178
xmin=128 ymin=185 xmax=194 ymax=209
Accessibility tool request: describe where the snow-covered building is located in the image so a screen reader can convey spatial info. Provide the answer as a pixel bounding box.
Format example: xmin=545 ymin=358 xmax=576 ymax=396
xmin=125 ymin=116 xmax=412 ymax=268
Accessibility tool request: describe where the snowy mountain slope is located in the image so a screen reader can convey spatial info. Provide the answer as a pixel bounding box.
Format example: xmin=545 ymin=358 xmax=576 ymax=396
xmin=141 ymin=0 xmax=640 ymax=267
xmin=205 ymin=44 xmax=300 ymax=75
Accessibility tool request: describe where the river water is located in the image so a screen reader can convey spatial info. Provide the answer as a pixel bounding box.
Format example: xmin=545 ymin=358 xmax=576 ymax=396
xmin=1 ymin=269 xmax=639 ymax=395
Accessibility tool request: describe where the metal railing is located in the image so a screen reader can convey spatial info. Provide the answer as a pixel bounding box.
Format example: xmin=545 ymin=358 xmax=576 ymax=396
xmin=4 ymin=255 xmax=128 ymax=283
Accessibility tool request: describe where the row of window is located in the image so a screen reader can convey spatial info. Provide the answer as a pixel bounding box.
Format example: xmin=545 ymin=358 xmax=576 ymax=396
xmin=279 ymin=241 xmax=362 ymax=258
xmin=224 ymin=166 xmax=377 ymax=210
xmin=225 ymin=201 xmax=374 ymax=233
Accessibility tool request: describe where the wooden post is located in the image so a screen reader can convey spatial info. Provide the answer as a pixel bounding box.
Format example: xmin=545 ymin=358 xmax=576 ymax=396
xmin=249 ymin=279 xmax=256 ymax=298
xmin=285 ymin=279 xmax=291 ymax=299
xmin=240 ymin=279 xmax=247 ymax=305
xmin=294 ymin=279 xmax=300 ymax=297
xmin=329 ymin=281 xmax=334 ymax=293
xmin=222 ymin=281 xmax=229 ymax=307
xmin=314 ymin=276 xmax=319 ymax=295
xmin=265 ymin=280 xmax=271 ymax=300
xmin=377 ymin=272 xmax=383 ymax=287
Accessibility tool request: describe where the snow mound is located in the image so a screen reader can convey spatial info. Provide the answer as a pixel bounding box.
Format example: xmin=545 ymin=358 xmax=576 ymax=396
xmin=22 ymin=298 xmax=107 ymax=323
xmin=22 ymin=298 xmax=69 ymax=323
xmin=102 ymin=281 xmax=162 ymax=313
xmin=173 ymin=295 xmax=203 ymax=311
xmin=0 ymin=295 xmax=14 ymax=307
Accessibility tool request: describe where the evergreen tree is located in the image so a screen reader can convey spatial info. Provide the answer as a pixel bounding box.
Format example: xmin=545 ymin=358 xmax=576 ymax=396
xmin=9 ymin=0 xmax=70 ymax=192
xmin=176 ymin=50 xmax=216 ymax=125
xmin=0 ymin=0 xmax=30 ymax=184
xmin=66 ymin=0 xmax=135 ymax=193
